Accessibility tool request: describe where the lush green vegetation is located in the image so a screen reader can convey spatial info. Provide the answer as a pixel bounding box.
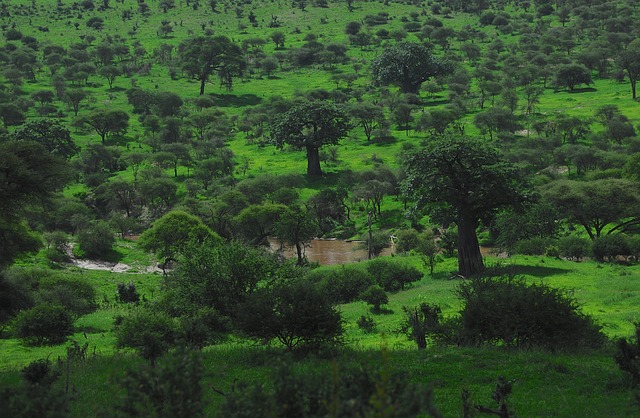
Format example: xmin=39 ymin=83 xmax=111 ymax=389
xmin=2 ymin=0 xmax=640 ymax=416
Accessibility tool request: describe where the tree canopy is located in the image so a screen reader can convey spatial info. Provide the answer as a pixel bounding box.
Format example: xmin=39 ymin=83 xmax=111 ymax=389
xmin=371 ymin=42 xmax=452 ymax=94
xmin=178 ymin=36 xmax=245 ymax=95
xmin=403 ymin=135 xmax=529 ymax=276
xmin=270 ymin=100 xmax=351 ymax=176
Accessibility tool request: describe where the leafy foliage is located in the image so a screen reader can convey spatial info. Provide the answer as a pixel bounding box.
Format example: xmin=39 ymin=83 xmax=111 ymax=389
xmin=12 ymin=304 xmax=74 ymax=346
xmin=371 ymin=41 xmax=452 ymax=93
xmin=403 ymin=135 xmax=529 ymax=276
xmin=455 ymin=276 xmax=605 ymax=350
xmin=115 ymin=347 xmax=205 ymax=417
xmin=235 ymin=279 xmax=343 ymax=351
xmin=219 ymin=355 xmax=441 ymax=417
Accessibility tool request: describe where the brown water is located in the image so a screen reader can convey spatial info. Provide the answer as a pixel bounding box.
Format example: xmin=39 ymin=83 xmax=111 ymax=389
xmin=270 ymin=238 xmax=496 ymax=265
xmin=269 ymin=238 xmax=393 ymax=265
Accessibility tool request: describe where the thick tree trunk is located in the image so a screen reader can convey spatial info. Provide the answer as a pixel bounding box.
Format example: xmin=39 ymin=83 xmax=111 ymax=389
xmin=456 ymin=213 xmax=484 ymax=277
xmin=306 ymin=146 xmax=322 ymax=176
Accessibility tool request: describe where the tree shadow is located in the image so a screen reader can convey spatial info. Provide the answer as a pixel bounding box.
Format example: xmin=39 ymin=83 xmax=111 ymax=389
xmin=209 ymin=93 xmax=263 ymax=107
xmin=371 ymin=307 xmax=394 ymax=315
xmin=485 ymin=263 xmax=572 ymax=278
xmin=568 ymin=87 xmax=597 ymax=93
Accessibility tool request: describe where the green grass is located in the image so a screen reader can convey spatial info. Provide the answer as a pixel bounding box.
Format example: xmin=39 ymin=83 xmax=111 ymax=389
xmin=2 ymin=254 xmax=640 ymax=416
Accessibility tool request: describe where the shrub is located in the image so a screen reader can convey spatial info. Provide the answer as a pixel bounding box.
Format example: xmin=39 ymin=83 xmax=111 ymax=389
xmin=235 ymin=279 xmax=343 ymax=351
xmin=309 ymin=265 xmax=374 ymax=304
xmin=13 ymin=304 xmax=74 ymax=346
xmin=114 ymin=307 xmax=177 ymax=363
xmin=360 ymin=284 xmax=388 ymax=313
xmin=395 ymin=228 xmax=420 ymax=253
xmin=558 ymin=236 xmax=591 ymax=261
xmin=592 ymin=234 xmax=631 ymax=262
xmin=0 ymin=271 xmax=34 ymax=328
xmin=116 ymin=347 xmax=204 ymax=417
xmin=366 ymin=258 xmax=423 ymax=292
xmin=76 ymin=220 xmax=115 ymax=259
xmin=455 ymin=276 xmax=605 ymax=350
xmin=614 ymin=323 xmax=640 ymax=387
xmin=177 ymin=307 xmax=231 ymax=348
xmin=400 ymin=303 xmax=442 ymax=350
xmin=115 ymin=282 xmax=140 ymax=303
xmin=0 ymin=359 xmax=68 ymax=418
xmin=36 ymin=275 xmax=97 ymax=316
xmin=514 ymin=237 xmax=555 ymax=255
xmin=356 ymin=315 xmax=377 ymax=333
xmin=21 ymin=359 xmax=60 ymax=387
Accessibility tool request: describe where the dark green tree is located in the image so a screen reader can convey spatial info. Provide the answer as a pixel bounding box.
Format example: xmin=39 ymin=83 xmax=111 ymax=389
xmin=178 ymin=36 xmax=245 ymax=95
xmin=542 ymin=179 xmax=640 ymax=240
xmin=617 ymin=38 xmax=640 ymax=99
xmin=553 ymin=63 xmax=592 ymax=91
xmin=139 ymin=210 xmax=220 ymax=269
xmin=403 ymin=135 xmax=529 ymax=276
xmin=273 ymin=206 xmax=318 ymax=265
xmin=0 ymin=141 xmax=73 ymax=268
xmin=11 ymin=119 xmax=79 ymax=160
xmin=81 ymin=109 xmax=129 ymax=143
xmin=371 ymin=42 xmax=452 ymax=93
xmin=270 ymin=100 xmax=351 ymax=176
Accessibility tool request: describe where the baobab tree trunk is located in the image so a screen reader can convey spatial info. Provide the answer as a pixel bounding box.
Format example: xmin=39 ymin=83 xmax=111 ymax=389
xmin=306 ymin=146 xmax=322 ymax=176
xmin=456 ymin=212 xmax=485 ymax=277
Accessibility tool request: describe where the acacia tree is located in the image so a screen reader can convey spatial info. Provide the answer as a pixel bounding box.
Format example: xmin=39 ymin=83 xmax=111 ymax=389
xmin=403 ymin=135 xmax=528 ymax=276
xmin=178 ymin=36 xmax=245 ymax=95
xmin=542 ymin=179 xmax=640 ymax=240
xmin=371 ymin=42 xmax=452 ymax=94
xmin=81 ymin=110 xmax=129 ymax=143
xmin=12 ymin=119 xmax=79 ymax=160
xmin=270 ymin=100 xmax=351 ymax=176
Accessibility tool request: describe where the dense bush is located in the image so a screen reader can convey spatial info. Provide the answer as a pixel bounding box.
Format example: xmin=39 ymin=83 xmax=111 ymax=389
xmin=0 ymin=271 xmax=34 ymax=328
xmin=36 ymin=275 xmax=97 ymax=316
xmin=513 ymin=237 xmax=556 ymax=255
xmin=0 ymin=359 xmax=68 ymax=418
xmin=614 ymin=323 xmax=640 ymax=387
xmin=592 ymin=234 xmax=631 ymax=262
xmin=309 ymin=265 xmax=374 ymax=304
xmin=235 ymin=279 xmax=343 ymax=351
xmin=115 ymin=282 xmax=140 ymax=303
xmin=12 ymin=304 xmax=74 ymax=346
xmin=114 ymin=307 xmax=177 ymax=363
xmin=76 ymin=220 xmax=115 ymax=258
xmin=115 ymin=347 xmax=204 ymax=418
xmin=454 ymin=276 xmax=605 ymax=350
xmin=558 ymin=236 xmax=591 ymax=261
xmin=366 ymin=258 xmax=423 ymax=292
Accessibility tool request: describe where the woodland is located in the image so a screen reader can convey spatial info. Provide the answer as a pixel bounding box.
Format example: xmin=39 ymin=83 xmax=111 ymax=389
xmin=1 ymin=0 xmax=640 ymax=416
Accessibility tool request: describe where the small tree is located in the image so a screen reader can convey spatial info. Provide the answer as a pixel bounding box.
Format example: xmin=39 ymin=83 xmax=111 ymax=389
xmin=114 ymin=307 xmax=177 ymax=364
xmin=76 ymin=220 xmax=115 ymax=259
xmin=360 ymin=284 xmax=388 ymax=313
xmin=553 ymin=63 xmax=592 ymax=91
xmin=371 ymin=42 xmax=452 ymax=94
xmin=400 ymin=303 xmax=442 ymax=350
